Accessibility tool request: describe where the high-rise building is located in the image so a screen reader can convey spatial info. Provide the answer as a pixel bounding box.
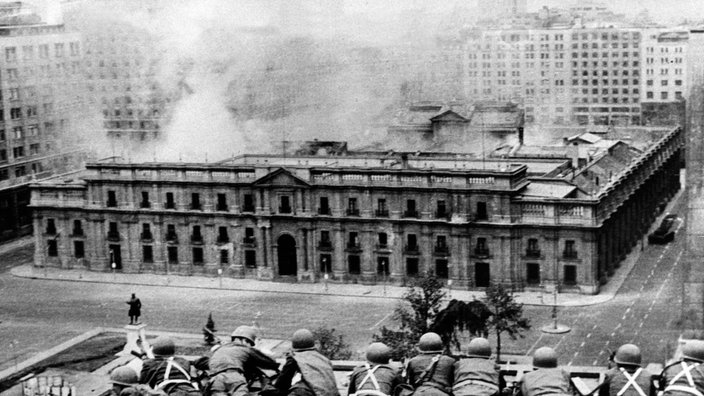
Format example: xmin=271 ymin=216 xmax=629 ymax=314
xmin=641 ymin=29 xmax=688 ymax=125
xmin=0 ymin=3 xmax=89 ymax=241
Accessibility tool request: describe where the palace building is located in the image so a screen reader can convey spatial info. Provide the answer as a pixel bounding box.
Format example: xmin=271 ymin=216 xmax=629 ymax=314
xmin=29 ymin=126 xmax=682 ymax=294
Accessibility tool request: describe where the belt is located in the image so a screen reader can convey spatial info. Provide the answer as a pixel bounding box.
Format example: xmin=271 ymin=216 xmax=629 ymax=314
xmin=453 ymin=379 xmax=499 ymax=392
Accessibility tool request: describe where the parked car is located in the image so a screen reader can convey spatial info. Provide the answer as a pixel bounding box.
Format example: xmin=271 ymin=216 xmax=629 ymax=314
xmin=648 ymin=213 xmax=677 ymax=244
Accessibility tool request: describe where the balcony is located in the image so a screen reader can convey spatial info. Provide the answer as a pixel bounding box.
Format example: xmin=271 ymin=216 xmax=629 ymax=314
xmin=474 ymin=247 xmax=490 ymax=257
xmin=191 ymin=235 xmax=203 ymax=245
xmin=525 ymin=249 xmax=541 ymax=258
xmin=434 ymin=245 xmax=450 ymax=255
xmin=140 ymin=232 xmax=153 ymax=241
xmin=346 ymin=208 xmax=360 ymax=217
xmin=403 ymin=210 xmax=419 ymax=218
xmin=375 ymin=209 xmax=389 ymax=217
xmin=346 ymin=242 xmax=362 ymax=252
xmin=317 ymin=207 xmax=331 ymax=215
xmin=376 ymin=243 xmax=390 ymax=250
xmin=216 ymin=204 xmax=228 ymax=212
xmin=107 ymin=232 xmax=120 ymax=242
xmin=435 ymin=211 xmax=450 ymax=220
xmin=165 ymin=233 xmax=178 ymax=243
xmin=563 ymin=251 xmax=578 ymax=260
xmin=243 ymin=236 xmax=256 ymax=245
xmin=318 ymin=241 xmax=333 ymax=251
xmin=404 ymin=245 xmax=420 ymax=255
xmin=279 ymin=206 xmax=292 ymax=214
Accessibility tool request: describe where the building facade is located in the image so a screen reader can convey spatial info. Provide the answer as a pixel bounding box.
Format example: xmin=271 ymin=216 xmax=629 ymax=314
xmin=30 ymin=126 xmax=683 ymax=294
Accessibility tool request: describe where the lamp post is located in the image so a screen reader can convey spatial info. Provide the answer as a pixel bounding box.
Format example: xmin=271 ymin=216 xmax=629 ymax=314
xmin=448 ymin=279 xmax=453 ymax=299
xmin=323 ymin=257 xmax=329 ymax=292
xmin=381 ymin=258 xmax=387 ymax=296
xmin=218 ymin=268 xmax=223 ymax=288
xmin=110 ymin=249 xmax=116 ymax=281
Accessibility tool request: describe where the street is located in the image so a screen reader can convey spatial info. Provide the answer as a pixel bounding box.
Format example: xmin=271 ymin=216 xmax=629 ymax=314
xmin=0 ymin=195 xmax=688 ymax=371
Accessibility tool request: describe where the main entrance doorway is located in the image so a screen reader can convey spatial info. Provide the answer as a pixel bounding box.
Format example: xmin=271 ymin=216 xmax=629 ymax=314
xmin=277 ymin=234 xmax=297 ymax=276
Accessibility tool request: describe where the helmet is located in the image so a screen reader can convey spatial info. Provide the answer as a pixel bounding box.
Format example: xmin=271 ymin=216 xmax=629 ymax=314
xmin=366 ymin=342 xmax=392 ymax=364
xmin=613 ymin=344 xmax=642 ymax=366
xmin=231 ymin=326 xmax=258 ymax=345
xmin=151 ymin=337 xmax=175 ymax=356
xmin=417 ymin=332 xmax=443 ymax=353
xmin=533 ymin=347 xmax=558 ymax=368
xmin=466 ymin=338 xmax=492 ymax=359
xmin=683 ymin=340 xmax=704 ymax=362
xmin=291 ymin=329 xmax=315 ymax=351
xmin=110 ymin=366 xmax=139 ymax=386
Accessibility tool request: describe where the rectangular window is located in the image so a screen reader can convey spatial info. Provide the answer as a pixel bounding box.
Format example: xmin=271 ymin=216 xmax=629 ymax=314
xmin=475 ymin=237 xmax=489 ymax=256
xmin=5 ymin=47 xmax=15 ymax=62
xmin=475 ymin=263 xmax=490 ymax=287
xmin=406 ymin=234 xmax=418 ymax=252
xmin=377 ymin=257 xmax=389 ymax=276
xmin=564 ymin=265 xmax=577 ymax=285
xmin=319 ymin=230 xmax=331 ymax=248
xmin=193 ymin=247 xmax=204 ymax=264
xmin=220 ymin=249 xmax=228 ymax=264
xmin=107 ymin=190 xmax=117 ymax=207
xmin=10 ymin=108 xmax=20 ymax=120
xmin=165 ymin=192 xmax=175 ymax=209
xmin=243 ymin=194 xmax=254 ymax=212
xmin=376 ymin=198 xmax=388 ymax=217
xmin=321 ymin=254 xmax=332 ymax=273
xmin=476 ymin=201 xmax=488 ymax=220
xmin=141 ymin=223 xmax=152 ymax=240
xmin=436 ymin=200 xmax=447 ymax=218
xmin=347 ymin=197 xmax=359 ymax=216
xmin=72 ymin=220 xmax=83 ymax=236
xmin=435 ymin=235 xmax=448 ymax=253
xmin=191 ymin=225 xmax=203 ymax=243
xmin=564 ymin=240 xmax=577 ymax=258
xmin=108 ymin=222 xmax=119 ymax=240
xmin=142 ymin=245 xmax=153 ymax=263
xmin=435 ymin=259 xmax=449 ymax=278
xmin=279 ymin=195 xmax=291 ymax=213
xmin=404 ymin=199 xmax=418 ymax=218
xmin=526 ymin=238 xmax=540 ymax=257
xmin=216 ymin=193 xmax=228 ymax=211
xmin=244 ymin=227 xmax=255 ymax=243
xmin=47 ymin=240 xmax=58 ymax=257
xmin=166 ymin=224 xmax=177 ymax=242
xmin=140 ymin=191 xmax=150 ymax=208
xmin=217 ymin=226 xmax=229 ymax=243
xmin=54 ymin=43 xmax=64 ymax=57
xmin=348 ymin=255 xmax=361 ymax=274
xmin=406 ymin=258 xmax=419 ymax=276
xmin=167 ymin=246 xmax=178 ymax=264
xmin=245 ymin=250 xmax=256 ymax=268
xmin=527 ymin=263 xmax=541 ymax=284
xmin=348 ymin=232 xmax=359 ymax=249
xmin=74 ymin=240 xmax=84 ymax=258
xmin=378 ymin=232 xmax=388 ymax=248
xmin=190 ymin=193 xmax=201 ymax=210
xmin=318 ymin=196 xmax=330 ymax=215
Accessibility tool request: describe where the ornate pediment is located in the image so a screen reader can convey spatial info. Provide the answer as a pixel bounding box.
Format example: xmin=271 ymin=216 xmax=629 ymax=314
xmin=253 ymin=168 xmax=310 ymax=188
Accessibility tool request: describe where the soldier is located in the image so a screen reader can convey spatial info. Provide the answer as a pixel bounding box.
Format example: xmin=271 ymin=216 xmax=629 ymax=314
xmin=516 ymin=347 xmax=571 ymax=396
xmin=275 ymin=328 xmax=339 ymax=396
xmin=206 ymin=325 xmax=280 ymax=396
xmin=348 ymin=342 xmax=402 ymax=396
xmin=453 ymin=338 xmax=503 ymax=396
xmin=139 ymin=337 xmax=201 ymax=395
xmin=598 ymin=344 xmax=654 ymax=396
xmin=660 ymin=339 xmax=704 ymax=396
xmin=110 ymin=365 xmax=166 ymax=396
xmin=405 ymin=332 xmax=455 ymax=396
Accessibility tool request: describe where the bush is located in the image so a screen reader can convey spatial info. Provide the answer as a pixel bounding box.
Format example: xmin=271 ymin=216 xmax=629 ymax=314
xmin=312 ymin=326 xmax=352 ymax=360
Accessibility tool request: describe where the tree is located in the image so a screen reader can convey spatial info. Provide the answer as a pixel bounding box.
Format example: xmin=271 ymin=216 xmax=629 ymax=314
xmin=203 ymin=312 xmax=217 ymax=345
xmin=484 ymin=283 xmax=531 ymax=363
xmin=431 ymin=298 xmax=492 ymax=353
xmin=312 ymin=326 xmax=352 ymax=360
xmin=374 ymin=272 xmax=446 ymax=360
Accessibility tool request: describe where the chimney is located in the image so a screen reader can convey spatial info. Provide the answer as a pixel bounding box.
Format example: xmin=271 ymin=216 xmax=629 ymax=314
xmin=567 ymin=143 xmax=580 ymax=169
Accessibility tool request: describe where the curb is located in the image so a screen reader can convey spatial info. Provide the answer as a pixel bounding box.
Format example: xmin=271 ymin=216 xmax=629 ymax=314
xmin=0 ymin=327 xmax=104 ymax=383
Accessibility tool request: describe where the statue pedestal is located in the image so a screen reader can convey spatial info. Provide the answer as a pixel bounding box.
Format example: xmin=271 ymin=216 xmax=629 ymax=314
xmin=118 ymin=323 xmax=150 ymax=357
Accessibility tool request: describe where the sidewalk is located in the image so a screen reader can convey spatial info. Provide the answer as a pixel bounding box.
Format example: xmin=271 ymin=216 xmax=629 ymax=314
xmin=8 ymin=188 xmax=685 ymax=308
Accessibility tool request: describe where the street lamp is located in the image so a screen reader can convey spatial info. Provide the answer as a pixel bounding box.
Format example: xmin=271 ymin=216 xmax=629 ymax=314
xmin=381 ymin=258 xmax=387 ymax=296
xmin=217 ymin=268 xmax=223 ymax=288
xmin=322 ymin=257 xmax=329 ymax=292
xmin=110 ymin=249 xmax=116 ymax=281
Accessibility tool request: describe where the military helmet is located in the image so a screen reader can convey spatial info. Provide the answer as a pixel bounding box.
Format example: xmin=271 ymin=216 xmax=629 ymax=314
xmin=417 ymin=332 xmax=443 ymax=353
xmin=613 ymin=344 xmax=642 ymax=366
xmin=151 ymin=337 xmax=175 ymax=356
xmin=231 ymin=325 xmax=258 ymax=345
xmin=110 ymin=366 xmax=139 ymax=386
xmin=466 ymin=337 xmax=492 ymax=359
xmin=533 ymin=347 xmax=558 ymax=368
xmin=683 ymin=340 xmax=704 ymax=363
xmin=291 ymin=328 xmax=316 ymax=351
xmin=366 ymin=342 xmax=392 ymax=364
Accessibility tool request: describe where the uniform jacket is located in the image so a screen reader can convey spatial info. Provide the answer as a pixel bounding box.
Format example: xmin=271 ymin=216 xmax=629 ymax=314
xmin=599 ymin=366 xmax=654 ymax=396
xmin=453 ymin=357 xmax=502 ymax=396
xmin=208 ymin=342 xmax=279 ymax=376
xmin=407 ymin=353 xmax=455 ymax=395
xmin=276 ymin=349 xmax=339 ymax=396
xmin=348 ymin=363 xmax=402 ymax=395
xmin=660 ymin=360 xmax=704 ymax=396
xmin=140 ymin=356 xmax=195 ymax=393
xmin=518 ymin=367 xmax=572 ymax=396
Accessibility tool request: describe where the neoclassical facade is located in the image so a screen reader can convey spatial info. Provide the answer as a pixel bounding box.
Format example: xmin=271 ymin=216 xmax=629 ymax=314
xmin=30 ymin=127 xmax=682 ymax=294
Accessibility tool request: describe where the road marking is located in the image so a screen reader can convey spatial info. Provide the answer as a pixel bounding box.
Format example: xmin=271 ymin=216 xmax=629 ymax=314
xmin=580 ymin=341 xmax=586 ymax=347
xmin=593 ymin=359 xmax=599 ymax=366
xmin=639 ymin=322 xmax=644 ymax=328
xmin=611 ymin=332 xmax=616 ymax=337
xmin=369 ymin=312 xmax=392 ymax=330
xmin=526 ymin=332 xmax=545 ymax=356
xmin=622 ymin=314 xmax=627 ymax=320
xmin=626 ymin=307 xmax=631 ymax=314
xmin=587 ymin=333 xmax=592 ymax=338
xmin=615 ymin=323 xmax=622 ymax=330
